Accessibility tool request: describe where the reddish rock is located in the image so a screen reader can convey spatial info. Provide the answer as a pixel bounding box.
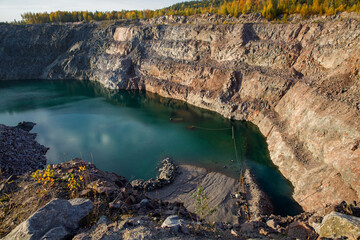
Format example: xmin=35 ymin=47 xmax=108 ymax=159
xmin=286 ymin=221 xmax=312 ymax=239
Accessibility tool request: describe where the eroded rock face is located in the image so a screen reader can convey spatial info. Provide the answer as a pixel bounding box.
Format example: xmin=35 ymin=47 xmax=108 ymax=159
xmin=0 ymin=13 xmax=359 ymax=211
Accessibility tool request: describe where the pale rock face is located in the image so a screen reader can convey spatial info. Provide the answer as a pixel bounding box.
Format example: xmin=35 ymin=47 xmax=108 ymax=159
xmin=113 ymin=27 xmax=133 ymax=42
xmin=106 ymin=42 xmax=133 ymax=56
xmin=0 ymin=14 xmax=359 ymax=212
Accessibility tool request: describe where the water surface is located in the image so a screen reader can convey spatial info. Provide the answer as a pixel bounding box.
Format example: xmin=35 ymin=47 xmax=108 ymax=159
xmin=0 ymin=80 xmax=302 ymax=215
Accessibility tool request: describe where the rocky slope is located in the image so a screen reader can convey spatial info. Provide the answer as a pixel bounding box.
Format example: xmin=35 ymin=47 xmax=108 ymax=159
xmin=1 ymin=13 xmax=360 ymax=212
xmin=1 ymin=125 xmax=359 ymax=239
xmin=0 ymin=157 xmax=319 ymax=240
xmin=0 ymin=123 xmax=48 ymax=178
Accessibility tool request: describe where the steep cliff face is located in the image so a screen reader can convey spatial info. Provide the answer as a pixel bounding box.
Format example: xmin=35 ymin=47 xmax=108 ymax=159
xmin=1 ymin=13 xmax=359 ymax=212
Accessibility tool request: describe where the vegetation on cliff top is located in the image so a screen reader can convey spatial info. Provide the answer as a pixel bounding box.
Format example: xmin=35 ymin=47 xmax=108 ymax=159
xmin=18 ymin=0 xmax=360 ymax=24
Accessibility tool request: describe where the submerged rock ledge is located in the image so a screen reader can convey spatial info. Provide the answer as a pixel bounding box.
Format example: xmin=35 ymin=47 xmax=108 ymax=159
xmin=1 ymin=13 xmax=360 ymax=212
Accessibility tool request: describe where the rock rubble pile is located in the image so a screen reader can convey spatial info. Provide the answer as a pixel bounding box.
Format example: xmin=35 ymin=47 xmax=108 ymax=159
xmin=0 ymin=122 xmax=48 ymax=178
xmin=130 ymin=158 xmax=179 ymax=191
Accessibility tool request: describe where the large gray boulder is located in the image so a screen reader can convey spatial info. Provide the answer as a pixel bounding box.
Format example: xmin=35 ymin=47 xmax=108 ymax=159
xmin=3 ymin=198 xmax=93 ymax=240
xmin=315 ymin=211 xmax=360 ymax=238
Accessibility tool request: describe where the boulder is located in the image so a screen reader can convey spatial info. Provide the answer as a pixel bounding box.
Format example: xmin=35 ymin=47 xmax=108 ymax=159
xmin=241 ymin=221 xmax=265 ymax=232
xmin=109 ymin=199 xmax=126 ymax=209
xmin=3 ymin=198 xmax=93 ymax=240
xmin=40 ymin=226 xmax=70 ymax=240
xmin=87 ymin=179 xmax=119 ymax=196
xmin=266 ymin=219 xmax=278 ymax=229
xmin=158 ymin=158 xmax=179 ymax=183
xmin=161 ymin=215 xmax=187 ymax=233
xmin=122 ymin=226 xmax=154 ymax=240
xmin=130 ymin=179 xmax=145 ymax=190
xmin=16 ymin=122 xmax=36 ymax=132
xmin=316 ymin=211 xmax=360 ymax=238
xmin=140 ymin=199 xmax=149 ymax=207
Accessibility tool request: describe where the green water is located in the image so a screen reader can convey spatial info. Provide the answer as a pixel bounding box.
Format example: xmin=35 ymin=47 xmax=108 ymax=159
xmin=0 ymin=80 xmax=302 ymax=215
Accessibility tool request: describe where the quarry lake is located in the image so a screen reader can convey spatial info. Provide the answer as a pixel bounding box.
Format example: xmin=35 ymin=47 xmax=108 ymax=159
xmin=0 ymin=80 xmax=302 ymax=215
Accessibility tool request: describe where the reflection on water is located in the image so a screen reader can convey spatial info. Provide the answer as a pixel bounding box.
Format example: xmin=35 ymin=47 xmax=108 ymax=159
xmin=0 ymin=80 xmax=302 ymax=215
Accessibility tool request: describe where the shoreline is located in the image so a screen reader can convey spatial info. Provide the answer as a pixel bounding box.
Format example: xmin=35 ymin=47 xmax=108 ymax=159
xmin=0 ymin=122 xmax=48 ymax=178
xmin=1 ymin=122 xmax=360 ymax=239
xmin=0 ymin=121 xmax=276 ymax=223
xmin=145 ymin=164 xmax=274 ymax=225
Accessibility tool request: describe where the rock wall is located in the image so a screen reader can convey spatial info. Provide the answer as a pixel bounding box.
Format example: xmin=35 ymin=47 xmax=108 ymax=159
xmin=1 ymin=13 xmax=359 ymax=212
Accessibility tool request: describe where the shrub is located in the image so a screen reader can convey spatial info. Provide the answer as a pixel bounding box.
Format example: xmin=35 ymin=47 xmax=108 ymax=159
xmin=32 ymin=165 xmax=55 ymax=197
xmin=66 ymin=165 xmax=86 ymax=197
xmin=193 ymin=185 xmax=217 ymax=221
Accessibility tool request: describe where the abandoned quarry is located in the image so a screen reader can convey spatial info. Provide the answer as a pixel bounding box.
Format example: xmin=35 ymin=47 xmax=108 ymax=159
xmin=0 ymin=11 xmax=360 ymax=239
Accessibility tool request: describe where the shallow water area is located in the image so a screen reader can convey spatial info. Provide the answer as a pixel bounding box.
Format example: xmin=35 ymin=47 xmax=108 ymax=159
xmin=0 ymin=80 xmax=302 ymax=215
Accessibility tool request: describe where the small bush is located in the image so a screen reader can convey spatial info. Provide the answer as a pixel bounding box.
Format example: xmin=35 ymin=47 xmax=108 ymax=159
xmin=32 ymin=165 xmax=55 ymax=197
xmin=66 ymin=165 xmax=86 ymax=197
xmin=193 ymin=185 xmax=217 ymax=221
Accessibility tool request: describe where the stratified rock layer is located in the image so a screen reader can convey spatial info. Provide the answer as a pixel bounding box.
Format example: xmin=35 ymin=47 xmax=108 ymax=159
xmin=1 ymin=13 xmax=359 ymax=211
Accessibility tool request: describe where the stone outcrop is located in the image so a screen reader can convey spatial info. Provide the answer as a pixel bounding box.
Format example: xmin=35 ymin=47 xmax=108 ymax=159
xmin=3 ymin=198 xmax=93 ymax=240
xmin=313 ymin=211 xmax=360 ymax=238
xmin=0 ymin=13 xmax=359 ymax=211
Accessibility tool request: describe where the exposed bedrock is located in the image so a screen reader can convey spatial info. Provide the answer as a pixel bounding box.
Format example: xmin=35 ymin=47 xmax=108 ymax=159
xmin=1 ymin=13 xmax=359 ymax=212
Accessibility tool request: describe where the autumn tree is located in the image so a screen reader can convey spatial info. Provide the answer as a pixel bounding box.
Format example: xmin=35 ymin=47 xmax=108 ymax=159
xmin=19 ymin=0 xmax=360 ymax=24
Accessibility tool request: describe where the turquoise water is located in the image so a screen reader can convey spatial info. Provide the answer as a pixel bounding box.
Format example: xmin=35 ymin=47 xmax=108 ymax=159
xmin=0 ymin=80 xmax=302 ymax=215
